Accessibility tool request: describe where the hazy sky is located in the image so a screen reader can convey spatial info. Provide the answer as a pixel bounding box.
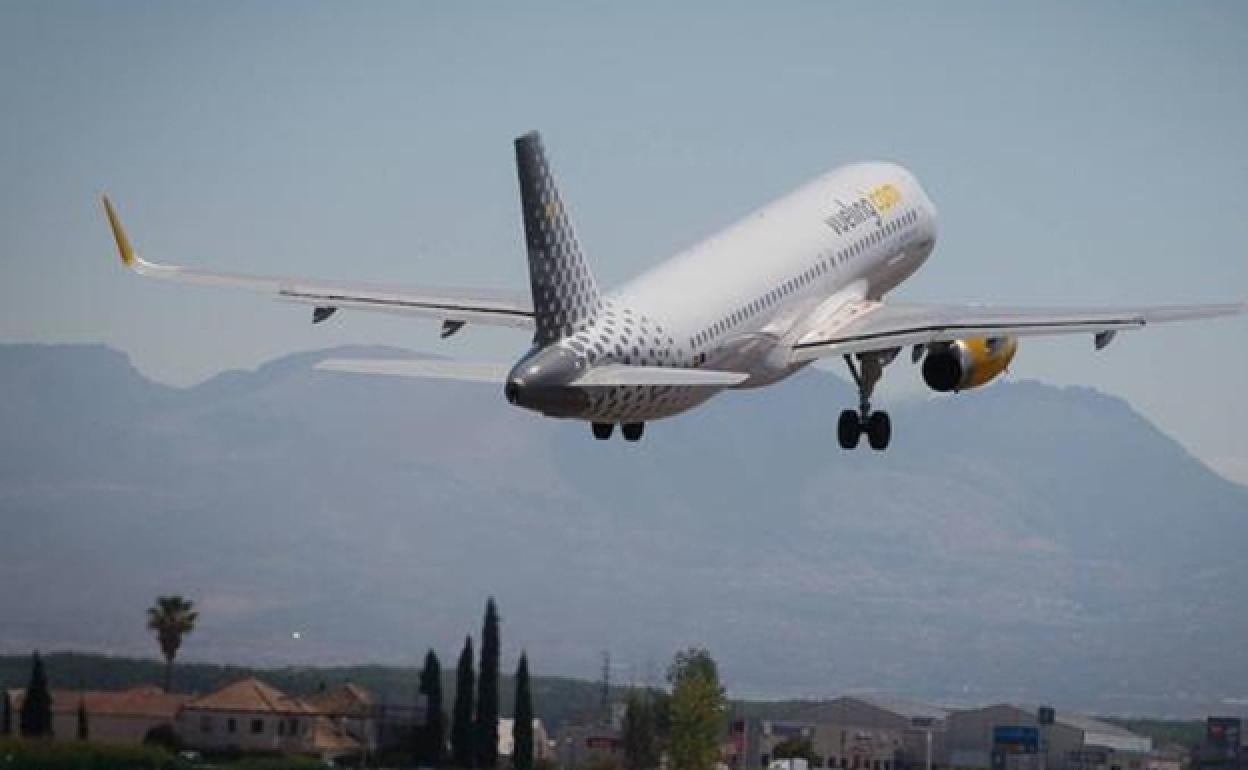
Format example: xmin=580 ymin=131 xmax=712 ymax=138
xmin=2 ymin=2 xmax=1246 ymax=480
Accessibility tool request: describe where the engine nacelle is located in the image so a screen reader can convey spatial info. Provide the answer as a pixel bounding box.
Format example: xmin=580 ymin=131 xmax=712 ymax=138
xmin=921 ymin=337 xmax=1018 ymax=392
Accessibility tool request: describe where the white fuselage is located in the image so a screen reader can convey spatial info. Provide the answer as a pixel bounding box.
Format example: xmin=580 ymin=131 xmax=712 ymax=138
xmin=536 ymin=162 xmax=939 ymax=422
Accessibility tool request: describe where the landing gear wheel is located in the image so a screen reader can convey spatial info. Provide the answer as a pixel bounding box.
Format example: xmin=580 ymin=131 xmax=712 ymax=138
xmin=842 ymin=353 xmax=894 ymax=452
xmin=621 ymin=422 xmax=645 ymax=442
xmin=866 ymin=411 xmax=891 ymax=450
xmin=591 ymin=422 xmax=614 ymax=440
xmin=837 ymin=410 xmax=861 ymax=450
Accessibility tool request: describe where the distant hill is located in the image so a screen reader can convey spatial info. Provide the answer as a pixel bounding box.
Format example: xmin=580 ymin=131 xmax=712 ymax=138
xmin=1 ymin=343 xmax=1246 ymax=717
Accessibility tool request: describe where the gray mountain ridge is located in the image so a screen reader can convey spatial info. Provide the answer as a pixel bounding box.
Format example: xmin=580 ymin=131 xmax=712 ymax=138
xmin=1 ymin=343 xmax=1245 ymax=718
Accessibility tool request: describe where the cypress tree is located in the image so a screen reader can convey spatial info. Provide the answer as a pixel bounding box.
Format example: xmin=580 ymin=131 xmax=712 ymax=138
xmin=512 ymin=653 xmax=533 ymax=770
xmin=76 ymin=698 xmax=89 ymax=741
xmin=475 ymin=598 xmax=500 ymax=769
xmin=451 ymin=636 xmax=476 ymax=768
xmin=420 ymin=649 xmax=447 ymax=767
xmin=19 ymin=652 xmax=53 ymax=738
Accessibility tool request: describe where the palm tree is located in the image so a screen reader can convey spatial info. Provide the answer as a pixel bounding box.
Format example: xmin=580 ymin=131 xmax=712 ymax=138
xmin=146 ymin=596 xmax=198 ymax=692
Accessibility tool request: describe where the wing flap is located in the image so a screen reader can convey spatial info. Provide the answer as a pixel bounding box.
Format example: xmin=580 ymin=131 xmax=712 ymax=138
xmin=102 ymin=196 xmax=534 ymax=329
xmin=790 ymin=300 xmax=1245 ymax=362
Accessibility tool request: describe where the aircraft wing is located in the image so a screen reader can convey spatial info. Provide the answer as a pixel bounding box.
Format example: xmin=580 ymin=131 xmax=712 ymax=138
xmin=573 ymin=364 xmax=747 ymax=387
xmin=102 ymin=197 xmax=534 ymax=329
xmin=789 ymin=299 xmax=1246 ymax=362
xmin=317 ymin=357 xmax=746 ymax=387
xmin=316 ymin=358 xmax=512 ymax=382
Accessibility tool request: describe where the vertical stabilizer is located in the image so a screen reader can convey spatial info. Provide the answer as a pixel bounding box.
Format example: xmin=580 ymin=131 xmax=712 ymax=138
xmin=515 ymin=131 xmax=601 ymax=345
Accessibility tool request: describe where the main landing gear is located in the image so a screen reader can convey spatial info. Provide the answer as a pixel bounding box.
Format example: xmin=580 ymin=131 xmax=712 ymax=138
xmin=838 ymin=353 xmax=892 ymax=451
xmin=592 ymin=422 xmax=645 ymax=442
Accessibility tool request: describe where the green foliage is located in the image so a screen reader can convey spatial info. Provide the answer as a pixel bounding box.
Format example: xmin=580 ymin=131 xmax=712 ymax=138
xmin=0 ymin=736 xmax=177 ymax=769
xmin=475 ymin=598 xmax=501 ymax=769
xmin=143 ymin=723 xmax=182 ymax=752
xmin=20 ymin=652 xmax=53 ymax=738
xmin=513 ymin=654 xmax=534 ymax=770
xmin=452 ymin=636 xmax=476 ymax=769
xmin=665 ymin=648 xmax=725 ymax=770
xmin=420 ymin=648 xmax=447 ymax=767
xmin=580 ymin=755 xmax=624 ymax=770
xmin=145 ymin=596 xmax=198 ymax=693
xmin=622 ymin=690 xmax=660 ymax=770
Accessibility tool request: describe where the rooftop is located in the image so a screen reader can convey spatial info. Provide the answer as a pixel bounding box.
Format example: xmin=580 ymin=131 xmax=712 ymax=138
xmin=183 ymin=677 xmax=314 ymax=715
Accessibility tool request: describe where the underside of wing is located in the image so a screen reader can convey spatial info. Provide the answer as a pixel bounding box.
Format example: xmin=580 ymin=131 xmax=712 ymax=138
xmin=316 ymin=358 xmax=512 ymax=382
xmin=573 ymin=365 xmax=748 ymax=387
xmin=102 ymin=196 xmax=534 ymax=329
xmin=790 ymin=299 xmax=1246 ymax=361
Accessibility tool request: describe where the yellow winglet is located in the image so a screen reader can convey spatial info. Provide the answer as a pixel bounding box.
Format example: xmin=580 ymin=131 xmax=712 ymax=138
xmin=101 ymin=195 xmax=136 ymax=267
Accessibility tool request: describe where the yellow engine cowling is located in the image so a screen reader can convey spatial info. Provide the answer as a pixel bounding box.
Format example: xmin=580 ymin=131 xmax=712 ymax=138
xmin=921 ymin=337 xmax=1018 ymax=392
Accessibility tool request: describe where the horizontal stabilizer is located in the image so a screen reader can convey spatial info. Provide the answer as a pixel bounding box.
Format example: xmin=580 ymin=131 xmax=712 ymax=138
xmin=316 ymin=358 xmax=510 ymax=383
xmin=573 ymin=365 xmax=747 ymax=387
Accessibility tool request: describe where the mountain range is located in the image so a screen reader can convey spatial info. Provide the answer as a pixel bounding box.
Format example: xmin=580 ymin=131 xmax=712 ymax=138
xmin=1 ymin=343 xmax=1246 ymax=718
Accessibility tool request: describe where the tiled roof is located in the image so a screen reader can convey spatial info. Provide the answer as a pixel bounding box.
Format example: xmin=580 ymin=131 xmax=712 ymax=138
xmin=306 ymin=715 xmax=363 ymax=754
xmin=305 ymin=683 xmax=373 ymax=717
xmin=183 ymin=677 xmax=314 ymax=715
xmin=6 ymin=686 xmax=189 ymax=719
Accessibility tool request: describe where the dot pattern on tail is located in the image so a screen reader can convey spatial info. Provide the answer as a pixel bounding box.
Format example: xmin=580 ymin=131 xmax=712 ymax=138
xmin=515 ymin=132 xmax=602 ymax=345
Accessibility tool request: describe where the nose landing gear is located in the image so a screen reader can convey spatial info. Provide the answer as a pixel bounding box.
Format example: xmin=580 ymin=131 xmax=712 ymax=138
xmin=838 ymin=353 xmax=892 ymax=451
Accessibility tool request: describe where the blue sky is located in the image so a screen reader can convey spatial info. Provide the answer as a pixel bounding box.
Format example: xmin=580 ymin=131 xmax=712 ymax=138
xmin=1 ymin=2 xmax=1246 ymax=480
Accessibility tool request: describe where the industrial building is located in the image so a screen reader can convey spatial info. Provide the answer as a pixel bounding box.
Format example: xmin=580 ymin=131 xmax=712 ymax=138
xmin=750 ymin=696 xmax=949 ymax=770
xmin=945 ymin=704 xmax=1150 ymax=770
xmin=1193 ymin=717 xmax=1246 ymax=770
xmin=738 ymin=699 xmax=1153 ymax=770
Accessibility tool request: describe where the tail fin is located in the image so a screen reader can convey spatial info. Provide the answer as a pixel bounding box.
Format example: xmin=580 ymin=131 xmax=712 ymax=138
xmin=515 ymin=131 xmax=601 ymax=345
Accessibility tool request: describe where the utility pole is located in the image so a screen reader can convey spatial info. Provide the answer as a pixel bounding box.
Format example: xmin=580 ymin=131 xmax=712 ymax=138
xmin=600 ymin=650 xmax=611 ymax=726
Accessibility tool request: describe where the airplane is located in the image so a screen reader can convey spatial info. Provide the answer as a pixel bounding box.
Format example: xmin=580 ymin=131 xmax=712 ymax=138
xmin=102 ymin=131 xmax=1245 ymax=449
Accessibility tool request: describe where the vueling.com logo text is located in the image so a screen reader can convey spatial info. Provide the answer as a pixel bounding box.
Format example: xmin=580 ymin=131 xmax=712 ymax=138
xmin=824 ymin=183 xmax=902 ymax=235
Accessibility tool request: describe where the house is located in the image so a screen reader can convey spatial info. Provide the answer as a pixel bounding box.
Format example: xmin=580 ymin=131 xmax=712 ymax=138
xmin=175 ymin=676 xmax=360 ymax=762
xmin=306 ymin=683 xmax=376 ymax=753
xmin=306 ymin=682 xmax=424 ymax=756
xmin=556 ymin=723 xmax=623 ymax=769
xmin=4 ymin=685 xmax=189 ymax=745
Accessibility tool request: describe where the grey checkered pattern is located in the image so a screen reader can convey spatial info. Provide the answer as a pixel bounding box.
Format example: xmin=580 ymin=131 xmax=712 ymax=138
xmin=515 ymin=132 xmax=602 ymax=346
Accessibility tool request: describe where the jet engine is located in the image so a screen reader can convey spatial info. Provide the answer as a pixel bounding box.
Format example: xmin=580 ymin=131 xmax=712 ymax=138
xmin=921 ymin=337 xmax=1018 ymax=392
